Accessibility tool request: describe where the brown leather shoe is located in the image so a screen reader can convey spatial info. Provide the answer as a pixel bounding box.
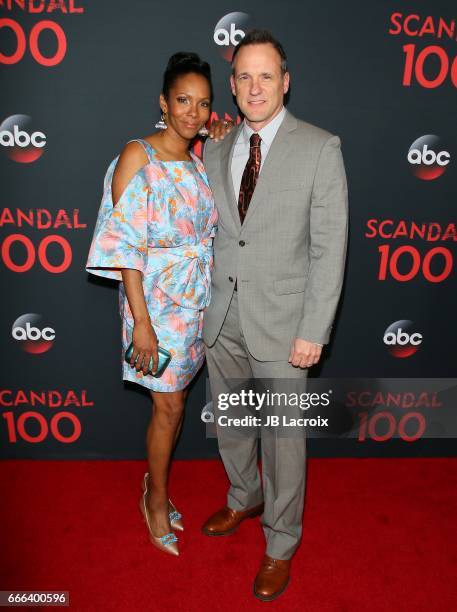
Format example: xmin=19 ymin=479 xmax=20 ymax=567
xmin=253 ymin=555 xmax=291 ymax=601
xmin=202 ymin=503 xmax=264 ymax=536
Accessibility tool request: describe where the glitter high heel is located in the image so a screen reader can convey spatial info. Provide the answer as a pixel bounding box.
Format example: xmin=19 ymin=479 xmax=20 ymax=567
xmin=141 ymin=473 xmax=183 ymax=531
xmin=139 ymin=473 xmax=179 ymax=556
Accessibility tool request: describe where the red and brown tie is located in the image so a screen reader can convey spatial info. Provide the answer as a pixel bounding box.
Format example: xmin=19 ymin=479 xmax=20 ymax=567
xmin=238 ymin=133 xmax=262 ymax=224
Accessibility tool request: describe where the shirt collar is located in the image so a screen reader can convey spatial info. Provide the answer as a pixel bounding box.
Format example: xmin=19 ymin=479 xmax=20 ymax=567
xmin=241 ymin=106 xmax=287 ymax=147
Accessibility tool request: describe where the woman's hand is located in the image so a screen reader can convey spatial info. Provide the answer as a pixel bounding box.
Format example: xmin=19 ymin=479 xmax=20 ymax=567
xmin=130 ymin=320 xmax=159 ymax=375
xmin=208 ymin=119 xmax=234 ymax=142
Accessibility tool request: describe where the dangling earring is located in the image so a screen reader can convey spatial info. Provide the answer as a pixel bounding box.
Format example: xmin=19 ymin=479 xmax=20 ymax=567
xmin=198 ymin=123 xmax=209 ymax=137
xmin=155 ymin=113 xmax=167 ymax=130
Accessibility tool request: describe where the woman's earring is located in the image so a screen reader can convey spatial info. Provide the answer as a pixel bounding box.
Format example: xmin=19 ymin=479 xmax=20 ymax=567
xmin=155 ymin=113 xmax=167 ymax=130
xmin=198 ymin=124 xmax=209 ymax=137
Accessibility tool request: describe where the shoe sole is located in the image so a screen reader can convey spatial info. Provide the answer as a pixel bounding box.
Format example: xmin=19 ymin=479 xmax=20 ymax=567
xmin=253 ymin=577 xmax=290 ymax=602
xmin=201 ymin=506 xmax=264 ymax=536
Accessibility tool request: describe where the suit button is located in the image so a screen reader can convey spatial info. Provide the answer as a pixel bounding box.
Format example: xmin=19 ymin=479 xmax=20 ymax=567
xmin=239 ymin=240 xmax=245 ymax=246
xmin=228 ymin=276 xmax=233 ymax=282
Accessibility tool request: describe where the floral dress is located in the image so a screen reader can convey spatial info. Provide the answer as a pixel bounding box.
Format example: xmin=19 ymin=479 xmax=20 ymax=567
xmin=86 ymin=139 xmax=217 ymax=391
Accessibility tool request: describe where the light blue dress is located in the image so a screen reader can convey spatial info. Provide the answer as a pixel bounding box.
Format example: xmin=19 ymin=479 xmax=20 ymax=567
xmin=86 ymin=139 xmax=217 ymax=391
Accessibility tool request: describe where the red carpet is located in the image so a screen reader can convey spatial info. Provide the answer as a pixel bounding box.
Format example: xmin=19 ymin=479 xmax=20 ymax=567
xmin=1 ymin=458 xmax=456 ymax=611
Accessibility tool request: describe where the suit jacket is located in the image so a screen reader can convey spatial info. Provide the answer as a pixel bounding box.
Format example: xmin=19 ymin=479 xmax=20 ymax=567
xmin=202 ymin=109 xmax=348 ymax=361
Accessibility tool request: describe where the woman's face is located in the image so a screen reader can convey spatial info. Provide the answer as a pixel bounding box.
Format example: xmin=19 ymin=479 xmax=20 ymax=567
xmin=161 ymin=72 xmax=211 ymax=140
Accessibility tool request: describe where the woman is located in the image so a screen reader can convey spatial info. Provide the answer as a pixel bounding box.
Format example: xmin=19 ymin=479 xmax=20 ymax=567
xmin=86 ymin=52 xmax=217 ymax=556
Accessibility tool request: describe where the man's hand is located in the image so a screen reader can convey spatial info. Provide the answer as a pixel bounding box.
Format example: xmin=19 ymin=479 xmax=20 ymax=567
xmin=208 ymin=119 xmax=234 ymax=142
xmin=288 ymin=338 xmax=322 ymax=368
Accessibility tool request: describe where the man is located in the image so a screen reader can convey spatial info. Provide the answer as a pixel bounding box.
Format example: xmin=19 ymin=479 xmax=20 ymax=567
xmin=202 ymin=30 xmax=348 ymax=601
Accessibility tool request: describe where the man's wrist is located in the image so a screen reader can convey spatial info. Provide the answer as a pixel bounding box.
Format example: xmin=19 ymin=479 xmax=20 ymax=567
xmin=296 ymin=337 xmax=324 ymax=347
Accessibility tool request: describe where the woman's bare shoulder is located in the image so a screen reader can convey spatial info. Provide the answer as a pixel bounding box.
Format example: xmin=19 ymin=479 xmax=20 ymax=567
xmin=116 ymin=140 xmax=149 ymax=175
xmin=112 ymin=141 xmax=149 ymax=205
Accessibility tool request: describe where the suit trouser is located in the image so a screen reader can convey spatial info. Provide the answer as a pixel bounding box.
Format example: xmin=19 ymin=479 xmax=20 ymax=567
xmin=205 ymin=290 xmax=308 ymax=560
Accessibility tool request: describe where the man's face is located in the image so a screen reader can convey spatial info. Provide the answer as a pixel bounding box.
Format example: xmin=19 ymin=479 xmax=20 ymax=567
xmin=230 ymin=43 xmax=289 ymax=131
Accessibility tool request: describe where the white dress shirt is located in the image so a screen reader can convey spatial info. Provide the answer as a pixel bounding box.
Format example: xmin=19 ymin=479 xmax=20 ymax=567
xmin=231 ymin=106 xmax=287 ymax=199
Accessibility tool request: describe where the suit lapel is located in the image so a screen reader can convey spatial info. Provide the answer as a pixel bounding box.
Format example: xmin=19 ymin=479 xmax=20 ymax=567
xmin=221 ymin=124 xmax=242 ymax=230
xmin=242 ymin=110 xmax=297 ymax=228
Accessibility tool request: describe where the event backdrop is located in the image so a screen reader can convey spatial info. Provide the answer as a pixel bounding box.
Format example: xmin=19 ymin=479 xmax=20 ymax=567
xmin=1 ymin=0 xmax=456 ymax=459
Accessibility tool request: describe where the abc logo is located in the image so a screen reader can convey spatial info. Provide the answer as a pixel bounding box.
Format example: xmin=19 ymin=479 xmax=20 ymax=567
xmin=0 ymin=114 xmax=46 ymax=163
xmin=383 ymin=320 xmax=423 ymax=358
xmin=201 ymin=402 xmax=215 ymax=423
xmin=213 ymin=12 xmax=251 ymax=61
xmin=407 ymin=135 xmax=450 ymax=180
xmin=12 ymin=313 xmax=55 ymax=354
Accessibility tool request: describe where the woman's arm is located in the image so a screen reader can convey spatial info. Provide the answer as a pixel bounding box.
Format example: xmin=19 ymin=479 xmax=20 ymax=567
xmin=121 ymin=269 xmax=158 ymax=375
xmin=113 ymin=142 xmax=158 ymax=375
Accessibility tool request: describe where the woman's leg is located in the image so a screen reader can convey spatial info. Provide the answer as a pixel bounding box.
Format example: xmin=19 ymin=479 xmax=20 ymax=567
xmin=172 ymin=388 xmax=188 ymax=447
xmin=145 ymin=389 xmax=185 ymax=535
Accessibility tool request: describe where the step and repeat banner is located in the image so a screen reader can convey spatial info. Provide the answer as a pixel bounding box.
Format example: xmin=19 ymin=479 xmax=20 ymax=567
xmin=1 ymin=1 xmax=456 ymax=459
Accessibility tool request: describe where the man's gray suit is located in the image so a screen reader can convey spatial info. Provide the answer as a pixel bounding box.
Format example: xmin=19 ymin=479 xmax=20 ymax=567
xmin=203 ymin=110 xmax=348 ymax=559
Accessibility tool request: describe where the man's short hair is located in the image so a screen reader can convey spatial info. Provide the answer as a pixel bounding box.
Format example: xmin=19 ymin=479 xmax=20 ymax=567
xmin=231 ymin=29 xmax=288 ymax=74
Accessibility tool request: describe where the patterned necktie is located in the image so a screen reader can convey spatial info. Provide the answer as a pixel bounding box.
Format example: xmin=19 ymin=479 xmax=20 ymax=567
xmin=238 ymin=133 xmax=262 ymax=224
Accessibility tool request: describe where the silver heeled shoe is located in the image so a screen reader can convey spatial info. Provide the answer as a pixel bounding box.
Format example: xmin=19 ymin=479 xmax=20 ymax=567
xmin=140 ymin=473 xmax=179 ymax=556
xmin=142 ymin=472 xmax=183 ymax=531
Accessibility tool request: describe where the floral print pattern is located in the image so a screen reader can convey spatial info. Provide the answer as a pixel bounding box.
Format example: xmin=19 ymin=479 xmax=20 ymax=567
xmin=86 ymin=139 xmax=217 ymax=391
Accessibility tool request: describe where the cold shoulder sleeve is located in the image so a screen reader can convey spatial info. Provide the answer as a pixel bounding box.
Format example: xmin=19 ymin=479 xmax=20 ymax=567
xmin=86 ymin=163 xmax=150 ymax=280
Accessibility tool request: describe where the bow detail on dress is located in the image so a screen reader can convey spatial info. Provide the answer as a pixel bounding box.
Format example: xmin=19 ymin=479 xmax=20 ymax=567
xmin=149 ymin=238 xmax=213 ymax=310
